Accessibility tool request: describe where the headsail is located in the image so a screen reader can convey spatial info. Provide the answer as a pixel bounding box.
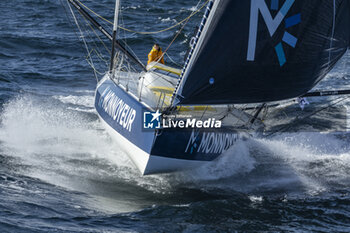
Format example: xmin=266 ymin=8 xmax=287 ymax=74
xmin=174 ymin=0 xmax=350 ymax=105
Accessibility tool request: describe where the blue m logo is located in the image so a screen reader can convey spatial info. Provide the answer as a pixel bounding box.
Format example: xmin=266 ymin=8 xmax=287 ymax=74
xmin=247 ymin=0 xmax=301 ymax=66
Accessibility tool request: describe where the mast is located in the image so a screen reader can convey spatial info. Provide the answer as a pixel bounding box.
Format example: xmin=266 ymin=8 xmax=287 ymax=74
xmin=110 ymin=0 xmax=120 ymax=73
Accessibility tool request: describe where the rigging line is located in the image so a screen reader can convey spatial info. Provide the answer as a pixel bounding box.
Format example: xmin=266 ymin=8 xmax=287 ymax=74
xmin=63 ymin=0 xmax=105 ymax=78
xmin=68 ymin=0 xmax=146 ymax=71
xmin=143 ymin=0 xmax=207 ymax=90
xmin=89 ymin=0 xmax=198 ymax=15
xmin=83 ymin=16 xmax=111 ymax=55
xmin=164 ymin=53 xmax=183 ymax=68
xmin=118 ymin=10 xmax=144 ymax=70
xmin=79 ymin=17 xmax=111 ymax=69
xmin=75 ymin=4 xmax=108 ymax=58
xmin=86 ymin=47 xmax=109 ymax=74
xmin=76 ymin=10 xmax=110 ymax=68
xmin=143 ymin=17 xmax=195 ymax=87
xmin=250 ymin=103 xmax=267 ymax=125
xmin=62 ymin=0 xmax=101 ymax=66
xmin=79 ymin=18 xmax=108 ymax=76
xmin=86 ymin=57 xmax=106 ymax=75
xmin=122 ymin=1 xmax=209 ymax=35
xmin=88 ymin=0 xmax=116 ymax=11
xmin=328 ymin=0 xmax=336 ymax=67
xmin=60 ymin=0 xmax=89 ymax=54
xmin=67 ymin=0 xmax=98 ymax=82
xmin=94 ymin=49 xmax=109 ymax=64
xmin=78 ymin=11 xmax=111 ymax=59
xmin=149 ymin=10 xmax=193 ymax=70
xmin=76 ymin=3 xmax=111 ymax=77
xmin=265 ymin=96 xmax=349 ymax=137
xmin=118 ymin=11 xmax=145 ymax=70
xmin=76 ymin=0 xmax=209 ymax=35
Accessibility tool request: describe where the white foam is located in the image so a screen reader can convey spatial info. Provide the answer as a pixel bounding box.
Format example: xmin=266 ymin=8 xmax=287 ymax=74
xmin=0 ymin=95 xmax=131 ymax=183
xmin=183 ymin=140 xmax=256 ymax=181
xmin=0 ymin=95 xmax=176 ymax=210
xmin=53 ymin=94 xmax=94 ymax=108
xmin=162 ymin=17 xmax=177 ymax=23
xmin=66 ymin=106 xmax=95 ymax=113
xmin=1 ymin=95 xmax=350 ymax=212
xmin=253 ymin=132 xmax=350 ymax=194
xmin=249 ymin=195 xmax=263 ymax=203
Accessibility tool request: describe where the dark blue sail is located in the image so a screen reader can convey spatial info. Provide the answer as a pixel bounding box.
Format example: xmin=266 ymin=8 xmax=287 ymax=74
xmin=174 ymin=0 xmax=350 ymax=105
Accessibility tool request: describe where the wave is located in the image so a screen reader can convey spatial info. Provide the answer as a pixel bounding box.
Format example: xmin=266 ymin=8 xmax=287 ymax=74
xmin=1 ymin=97 xmax=349 ymax=210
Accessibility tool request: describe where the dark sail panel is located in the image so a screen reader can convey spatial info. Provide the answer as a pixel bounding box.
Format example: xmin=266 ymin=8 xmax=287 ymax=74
xmin=175 ymin=0 xmax=350 ymax=105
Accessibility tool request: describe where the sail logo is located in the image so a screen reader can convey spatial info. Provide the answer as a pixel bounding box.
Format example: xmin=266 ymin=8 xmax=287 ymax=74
xmin=247 ymin=0 xmax=301 ymax=66
xmin=98 ymin=87 xmax=136 ymax=132
xmin=185 ymin=131 xmax=238 ymax=155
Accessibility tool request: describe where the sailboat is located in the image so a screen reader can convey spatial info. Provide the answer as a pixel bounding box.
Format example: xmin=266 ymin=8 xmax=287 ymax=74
xmin=66 ymin=0 xmax=350 ymax=175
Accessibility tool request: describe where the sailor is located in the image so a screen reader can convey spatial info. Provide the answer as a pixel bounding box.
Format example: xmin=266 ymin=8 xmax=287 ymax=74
xmin=147 ymin=44 xmax=165 ymax=65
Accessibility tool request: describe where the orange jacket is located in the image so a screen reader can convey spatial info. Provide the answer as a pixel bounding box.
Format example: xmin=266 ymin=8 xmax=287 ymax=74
xmin=147 ymin=48 xmax=165 ymax=65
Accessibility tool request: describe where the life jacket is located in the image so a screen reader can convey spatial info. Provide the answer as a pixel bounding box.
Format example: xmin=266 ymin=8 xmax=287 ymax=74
xmin=148 ymin=47 xmax=165 ymax=65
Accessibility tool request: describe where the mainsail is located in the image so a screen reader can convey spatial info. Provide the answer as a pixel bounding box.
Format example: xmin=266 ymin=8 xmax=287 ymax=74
xmin=174 ymin=0 xmax=350 ymax=105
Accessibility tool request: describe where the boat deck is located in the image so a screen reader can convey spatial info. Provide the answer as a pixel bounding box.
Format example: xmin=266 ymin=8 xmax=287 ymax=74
xmin=111 ymin=68 xmax=348 ymax=135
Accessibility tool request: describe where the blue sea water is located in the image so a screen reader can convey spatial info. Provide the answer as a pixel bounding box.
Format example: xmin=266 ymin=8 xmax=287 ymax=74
xmin=0 ymin=0 xmax=350 ymax=232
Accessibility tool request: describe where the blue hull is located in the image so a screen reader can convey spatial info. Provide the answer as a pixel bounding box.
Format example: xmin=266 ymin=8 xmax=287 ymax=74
xmin=95 ymin=77 xmax=245 ymax=175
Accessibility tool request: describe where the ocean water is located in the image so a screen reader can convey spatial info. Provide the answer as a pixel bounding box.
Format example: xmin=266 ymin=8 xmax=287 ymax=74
xmin=1 ymin=0 xmax=350 ymax=232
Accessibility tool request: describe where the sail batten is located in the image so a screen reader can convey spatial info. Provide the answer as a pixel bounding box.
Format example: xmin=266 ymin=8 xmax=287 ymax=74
xmin=174 ymin=0 xmax=350 ymax=105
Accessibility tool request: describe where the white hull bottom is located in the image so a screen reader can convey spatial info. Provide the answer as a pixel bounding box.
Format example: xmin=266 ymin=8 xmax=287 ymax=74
xmin=99 ymin=115 xmax=207 ymax=175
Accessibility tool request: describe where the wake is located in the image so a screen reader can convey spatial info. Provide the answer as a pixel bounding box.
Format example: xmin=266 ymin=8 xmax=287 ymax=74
xmin=0 ymin=94 xmax=349 ymax=213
